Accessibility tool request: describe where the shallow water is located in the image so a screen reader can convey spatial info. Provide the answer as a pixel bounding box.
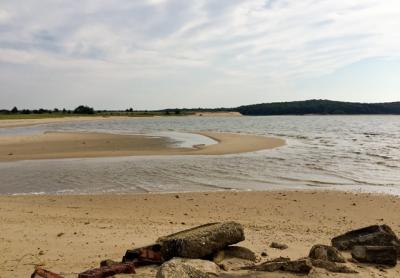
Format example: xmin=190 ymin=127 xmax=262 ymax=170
xmin=0 ymin=115 xmax=399 ymax=195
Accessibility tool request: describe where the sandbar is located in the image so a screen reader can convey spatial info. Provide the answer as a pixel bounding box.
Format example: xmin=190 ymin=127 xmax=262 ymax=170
xmin=0 ymin=191 xmax=399 ymax=277
xmin=0 ymin=116 xmax=129 ymax=129
xmin=0 ymin=131 xmax=285 ymax=161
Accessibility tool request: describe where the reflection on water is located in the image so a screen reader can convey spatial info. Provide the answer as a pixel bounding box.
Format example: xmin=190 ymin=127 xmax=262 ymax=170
xmin=0 ymin=115 xmax=400 ymax=195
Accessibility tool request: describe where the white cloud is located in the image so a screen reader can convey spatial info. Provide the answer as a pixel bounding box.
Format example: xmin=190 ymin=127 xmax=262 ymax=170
xmin=0 ymin=0 xmax=399 ymax=108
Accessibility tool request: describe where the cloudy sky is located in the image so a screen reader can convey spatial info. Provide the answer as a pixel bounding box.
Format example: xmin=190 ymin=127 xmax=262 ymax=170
xmin=0 ymin=0 xmax=399 ymax=110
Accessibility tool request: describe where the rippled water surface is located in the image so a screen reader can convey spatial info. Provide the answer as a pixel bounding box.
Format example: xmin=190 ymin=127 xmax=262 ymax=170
xmin=1 ymin=116 xmax=400 ymax=195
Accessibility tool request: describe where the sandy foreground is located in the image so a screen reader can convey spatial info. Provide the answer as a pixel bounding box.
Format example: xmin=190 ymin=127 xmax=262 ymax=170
xmin=0 ymin=131 xmax=285 ymax=161
xmin=0 ymin=191 xmax=399 ymax=277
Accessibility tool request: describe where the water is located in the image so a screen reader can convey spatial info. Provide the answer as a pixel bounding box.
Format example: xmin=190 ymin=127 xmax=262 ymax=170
xmin=0 ymin=115 xmax=399 ymax=195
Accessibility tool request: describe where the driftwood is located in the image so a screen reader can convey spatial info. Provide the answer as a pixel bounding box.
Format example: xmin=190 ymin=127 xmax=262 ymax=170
xmin=311 ymin=259 xmax=358 ymax=273
xmin=78 ymin=262 xmax=136 ymax=278
xmin=351 ymin=246 xmax=397 ymax=267
xmin=31 ymin=267 xmax=65 ymax=278
xmin=331 ymin=225 xmax=400 ymax=252
xmin=157 ymin=221 xmax=244 ymax=260
xmin=243 ymin=258 xmax=312 ymax=274
xmin=123 ymin=244 xmax=163 ymax=265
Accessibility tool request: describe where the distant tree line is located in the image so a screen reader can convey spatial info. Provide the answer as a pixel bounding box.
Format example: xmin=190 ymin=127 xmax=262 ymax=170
xmin=0 ymin=105 xmax=95 ymax=115
xmin=236 ymin=100 xmax=400 ymax=115
xmin=3 ymin=100 xmax=400 ymax=116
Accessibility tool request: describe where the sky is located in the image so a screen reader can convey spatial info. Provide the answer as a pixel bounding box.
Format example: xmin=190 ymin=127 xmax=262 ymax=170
xmin=0 ymin=0 xmax=399 ymax=110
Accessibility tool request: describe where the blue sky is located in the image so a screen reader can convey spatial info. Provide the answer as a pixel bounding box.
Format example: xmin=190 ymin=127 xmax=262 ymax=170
xmin=0 ymin=0 xmax=399 ymax=109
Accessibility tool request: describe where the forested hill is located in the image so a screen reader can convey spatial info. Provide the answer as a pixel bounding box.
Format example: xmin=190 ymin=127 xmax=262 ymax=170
xmin=236 ymin=100 xmax=400 ymax=115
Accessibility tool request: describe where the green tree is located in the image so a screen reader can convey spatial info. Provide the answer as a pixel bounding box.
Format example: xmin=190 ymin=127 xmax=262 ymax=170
xmin=73 ymin=105 xmax=95 ymax=114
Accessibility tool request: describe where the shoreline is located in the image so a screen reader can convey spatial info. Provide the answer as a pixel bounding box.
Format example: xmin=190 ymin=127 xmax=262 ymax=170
xmin=1 ymin=190 xmax=399 ymax=277
xmin=0 ymin=116 xmax=133 ymax=129
xmin=0 ymin=131 xmax=285 ymax=161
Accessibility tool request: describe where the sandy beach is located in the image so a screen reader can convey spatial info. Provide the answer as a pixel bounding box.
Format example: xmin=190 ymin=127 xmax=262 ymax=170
xmin=0 ymin=191 xmax=399 ymax=277
xmin=0 ymin=131 xmax=285 ymax=161
xmin=0 ymin=116 xmax=132 ymax=129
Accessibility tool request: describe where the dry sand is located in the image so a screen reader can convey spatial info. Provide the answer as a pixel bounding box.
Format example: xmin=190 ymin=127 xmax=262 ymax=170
xmin=0 ymin=131 xmax=285 ymax=161
xmin=193 ymin=112 xmax=242 ymax=117
xmin=0 ymin=116 xmax=130 ymax=129
xmin=0 ymin=191 xmax=399 ymax=277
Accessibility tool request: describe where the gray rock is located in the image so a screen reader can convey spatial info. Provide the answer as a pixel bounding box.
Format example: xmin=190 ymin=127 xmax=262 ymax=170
xmin=156 ymin=258 xmax=220 ymax=278
xmin=213 ymin=246 xmax=257 ymax=263
xmin=157 ymin=222 xmax=245 ymax=260
xmin=244 ymin=258 xmax=312 ymax=274
xmin=218 ymin=258 xmax=255 ymax=271
xmin=308 ymin=244 xmax=346 ymax=263
xmin=311 ymin=259 xmax=358 ymax=273
xmin=331 ymin=225 xmax=400 ymax=253
xmin=269 ymin=242 xmax=288 ymax=250
xmin=351 ymin=245 xmax=397 ymax=267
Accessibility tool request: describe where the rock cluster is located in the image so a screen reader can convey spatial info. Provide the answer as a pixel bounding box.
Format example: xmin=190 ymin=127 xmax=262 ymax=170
xmin=31 ymin=222 xmax=400 ymax=278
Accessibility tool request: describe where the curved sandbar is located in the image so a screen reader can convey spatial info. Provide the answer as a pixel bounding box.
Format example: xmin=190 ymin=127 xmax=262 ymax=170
xmin=0 ymin=131 xmax=285 ymax=161
xmin=0 ymin=116 xmax=130 ymax=129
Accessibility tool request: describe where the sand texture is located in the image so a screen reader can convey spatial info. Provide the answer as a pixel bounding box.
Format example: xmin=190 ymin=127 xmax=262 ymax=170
xmin=0 ymin=191 xmax=399 ymax=277
xmin=0 ymin=116 xmax=130 ymax=129
xmin=0 ymin=131 xmax=285 ymax=161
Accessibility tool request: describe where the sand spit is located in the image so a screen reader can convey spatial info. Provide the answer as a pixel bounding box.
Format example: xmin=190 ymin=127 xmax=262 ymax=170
xmin=0 ymin=116 xmax=132 ymax=129
xmin=193 ymin=112 xmax=242 ymax=117
xmin=1 ymin=191 xmax=399 ymax=277
xmin=0 ymin=131 xmax=285 ymax=161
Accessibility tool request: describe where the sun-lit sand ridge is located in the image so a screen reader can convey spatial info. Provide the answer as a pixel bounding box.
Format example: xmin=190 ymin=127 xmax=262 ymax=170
xmin=0 ymin=131 xmax=285 ymax=161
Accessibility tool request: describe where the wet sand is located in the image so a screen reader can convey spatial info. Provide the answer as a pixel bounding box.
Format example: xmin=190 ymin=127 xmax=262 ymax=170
xmin=0 ymin=191 xmax=399 ymax=277
xmin=0 ymin=131 xmax=285 ymax=161
xmin=0 ymin=116 xmax=130 ymax=129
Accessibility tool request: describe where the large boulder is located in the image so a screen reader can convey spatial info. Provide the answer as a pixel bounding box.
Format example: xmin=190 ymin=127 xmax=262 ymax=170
xmin=156 ymin=258 xmax=220 ymax=278
xmin=157 ymin=222 xmax=245 ymax=260
xmin=331 ymin=225 xmax=400 ymax=253
xmin=351 ymin=246 xmax=397 ymax=267
xmin=309 ymin=244 xmax=346 ymax=263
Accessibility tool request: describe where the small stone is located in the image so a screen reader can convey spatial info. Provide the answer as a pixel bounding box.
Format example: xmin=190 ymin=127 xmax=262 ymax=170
xmin=57 ymin=232 xmax=65 ymax=237
xmin=309 ymin=244 xmax=345 ymax=263
xmin=100 ymin=259 xmax=119 ymax=267
xmin=261 ymin=252 xmax=268 ymax=257
xmin=270 ymin=242 xmax=288 ymax=250
xmin=213 ymin=246 xmax=257 ymax=263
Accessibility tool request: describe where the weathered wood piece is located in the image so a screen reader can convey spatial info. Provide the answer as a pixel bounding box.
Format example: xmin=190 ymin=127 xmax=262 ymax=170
xmin=31 ymin=267 xmax=65 ymax=278
xmin=157 ymin=221 xmax=245 ymax=260
xmin=311 ymin=259 xmax=358 ymax=273
xmin=243 ymin=258 xmax=313 ymax=274
xmin=123 ymin=244 xmax=163 ymax=264
xmin=331 ymin=225 xmax=400 ymax=252
xmin=351 ymin=246 xmax=397 ymax=267
xmin=78 ymin=262 xmax=136 ymax=278
xmin=309 ymin=244 xmax=346 ymax=263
